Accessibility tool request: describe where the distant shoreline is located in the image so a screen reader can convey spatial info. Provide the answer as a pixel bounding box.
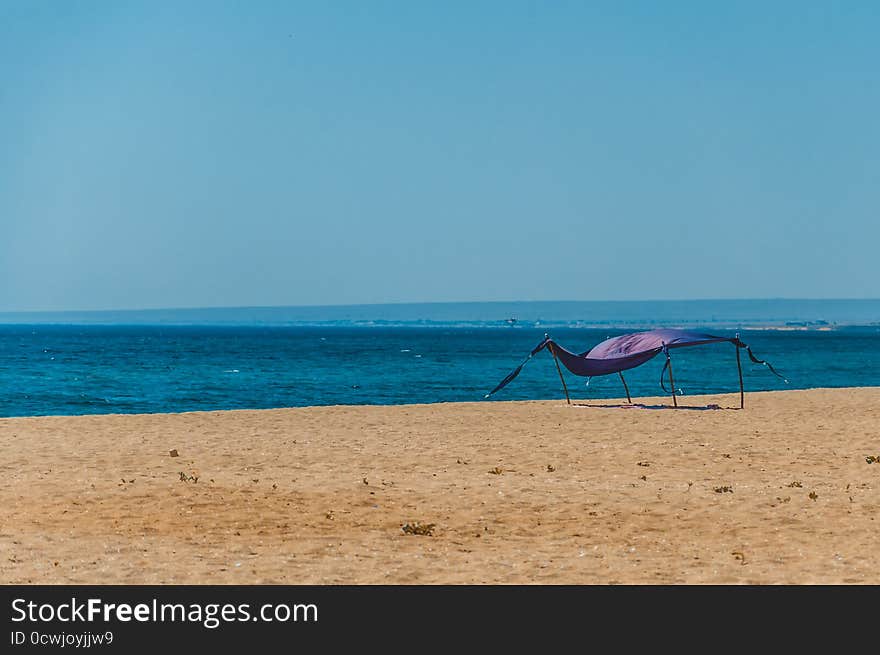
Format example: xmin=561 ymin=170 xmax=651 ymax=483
xmin=1 ymin=298 xmax=878 ymax=328
xmin=0 ymin=321 xmax=877 ymax=330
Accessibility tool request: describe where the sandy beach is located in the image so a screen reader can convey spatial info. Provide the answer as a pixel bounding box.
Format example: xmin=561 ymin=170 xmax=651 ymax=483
xmin=1 ymin=387 xmax=878 ymax=584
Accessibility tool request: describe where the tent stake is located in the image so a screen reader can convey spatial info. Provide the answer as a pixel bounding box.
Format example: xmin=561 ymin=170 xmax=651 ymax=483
xmin=666 ymin=351 xmax=678 ymax=407
xmin=618 ymin=371 xmax=632 ymax=404
xmin=548 ymin=343 xmax=571 ymax=405
xmin=735 ymin=338 xmax=744 ymax=409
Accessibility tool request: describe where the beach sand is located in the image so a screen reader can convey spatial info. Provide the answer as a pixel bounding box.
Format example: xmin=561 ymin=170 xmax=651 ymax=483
xmin=1 ymin=387 xmax=878 ymax=584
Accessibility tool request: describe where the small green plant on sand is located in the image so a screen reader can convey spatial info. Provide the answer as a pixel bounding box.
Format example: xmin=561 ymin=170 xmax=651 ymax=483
xmin=401 ymin=522 xmax=435 ymax=536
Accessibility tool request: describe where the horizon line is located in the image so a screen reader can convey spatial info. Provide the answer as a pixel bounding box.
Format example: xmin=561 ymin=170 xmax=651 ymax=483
xmin=3 ymin=297 xmax=880 ymax=316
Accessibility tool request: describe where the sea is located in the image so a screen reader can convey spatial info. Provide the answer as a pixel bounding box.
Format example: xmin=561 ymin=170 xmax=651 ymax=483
xmin=1 ymin=299 xmax=878 ymax=418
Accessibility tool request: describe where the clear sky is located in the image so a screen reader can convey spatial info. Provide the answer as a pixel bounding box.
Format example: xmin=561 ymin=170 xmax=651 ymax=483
xmin=2 ymin=1 xmax=878 ymax=312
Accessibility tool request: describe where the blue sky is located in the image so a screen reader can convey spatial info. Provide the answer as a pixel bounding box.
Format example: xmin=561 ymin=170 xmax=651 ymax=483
xmin=1 ymin=1 xmax=878 ymax=312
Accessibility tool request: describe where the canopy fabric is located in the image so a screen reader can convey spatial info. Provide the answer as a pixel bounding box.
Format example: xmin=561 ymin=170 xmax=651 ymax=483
xmin=549 ymin=329 xmax=735 ymax=377
xmin=485 ymin=328 xmax=785 ymax=398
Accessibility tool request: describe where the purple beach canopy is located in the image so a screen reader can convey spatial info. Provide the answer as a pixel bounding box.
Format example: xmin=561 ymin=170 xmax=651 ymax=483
xmin=485 ymin=328 xmax=786 ymax=402
xmin=549 ymin=328 xmax=733 ymax=377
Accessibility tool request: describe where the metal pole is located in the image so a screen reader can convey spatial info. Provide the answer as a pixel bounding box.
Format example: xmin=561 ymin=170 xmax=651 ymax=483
xmin=735 ymin=340 xmax=744 ymax=409
xmin=548 ymin=343 xmax=571 ymax=405
xmin=618 ymin=371 xmax=632 ymax=404
xmin=666 ymin=351 xmax=678 ymax=407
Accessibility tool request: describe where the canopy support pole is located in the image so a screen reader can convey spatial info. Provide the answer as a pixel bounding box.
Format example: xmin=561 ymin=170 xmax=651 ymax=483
xmin=548 ymin=343 xmax=571 ymax=405
xmin=618 ymin=371 xmax=632 ymax=404
xmin=665 ymin=350 xmax=678 ymax=407
xmin=735 ymin=336 xmax=744 ymax=409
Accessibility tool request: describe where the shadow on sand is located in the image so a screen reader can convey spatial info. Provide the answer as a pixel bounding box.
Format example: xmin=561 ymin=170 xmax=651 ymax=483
xmin=571 ymin=402 xmax=741 ymax=411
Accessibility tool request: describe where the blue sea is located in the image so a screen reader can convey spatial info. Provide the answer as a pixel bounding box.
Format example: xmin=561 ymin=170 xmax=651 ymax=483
xmin=1 ymin=300 xmax=878 ymax=417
